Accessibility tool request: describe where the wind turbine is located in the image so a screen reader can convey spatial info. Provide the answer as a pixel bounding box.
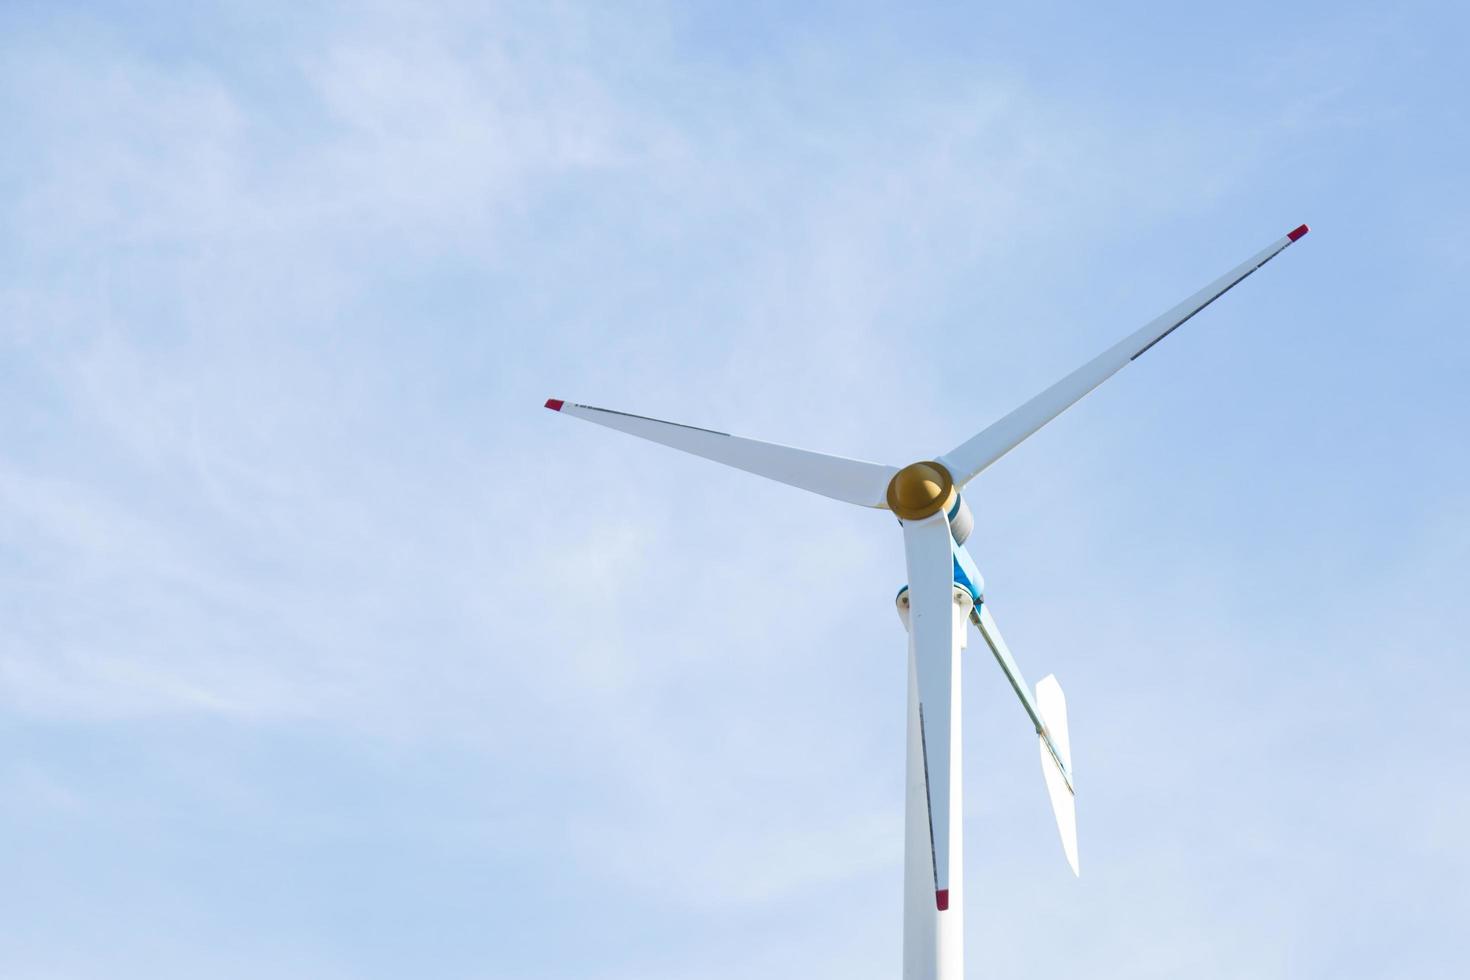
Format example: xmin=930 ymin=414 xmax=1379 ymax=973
xmin=545 ymin=224 xmax=1309 ymax=979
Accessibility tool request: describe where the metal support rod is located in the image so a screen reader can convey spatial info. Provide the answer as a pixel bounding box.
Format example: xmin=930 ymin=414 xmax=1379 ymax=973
xmin=972 ymin=602 xmax=1074 ymax=794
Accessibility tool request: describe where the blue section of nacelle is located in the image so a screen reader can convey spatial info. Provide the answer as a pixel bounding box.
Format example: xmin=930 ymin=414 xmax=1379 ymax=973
xmin=897 ymin=538 xmax=985 ymax=604
xmin=952 ymin=541 xmax=984 ymax=603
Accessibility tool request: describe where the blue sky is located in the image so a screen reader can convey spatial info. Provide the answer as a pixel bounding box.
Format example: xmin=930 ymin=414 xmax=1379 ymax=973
xmin=2 ymin=2 xmax=1467 ymax=977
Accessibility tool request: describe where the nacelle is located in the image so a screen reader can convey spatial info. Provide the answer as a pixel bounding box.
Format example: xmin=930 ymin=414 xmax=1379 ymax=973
xmin=946 ymin=492 xmax=973 ymax=545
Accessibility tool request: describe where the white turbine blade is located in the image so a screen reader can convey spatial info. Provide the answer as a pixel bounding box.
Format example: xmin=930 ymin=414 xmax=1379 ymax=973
xmin=938 ymin=224 xmax=1310 ymax=485
xmin=1035 ymin=674 xmax=1079 ymax=876
xmin=545 ymin=399 xmax=897 ymax=508
xmin=902 ymin=513 xmax=962 ymax=910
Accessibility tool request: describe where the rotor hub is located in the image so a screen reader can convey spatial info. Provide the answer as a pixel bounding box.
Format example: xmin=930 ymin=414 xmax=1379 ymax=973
xmin=886 ymin=460 xmax=956 ymax=520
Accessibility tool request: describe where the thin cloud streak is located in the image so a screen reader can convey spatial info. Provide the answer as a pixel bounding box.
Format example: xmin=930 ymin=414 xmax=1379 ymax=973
xmin=1 ymin=3 xmax=1466 ymax=978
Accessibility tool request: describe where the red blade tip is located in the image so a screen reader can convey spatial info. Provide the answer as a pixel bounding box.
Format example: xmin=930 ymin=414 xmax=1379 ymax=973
xmin=1287 ymin=224 xmax=1309 ymax=242
xmin=545 ymin=398 xmax=565 ymax=411
xmin=935 ymin=889 xmax=950 ymax=911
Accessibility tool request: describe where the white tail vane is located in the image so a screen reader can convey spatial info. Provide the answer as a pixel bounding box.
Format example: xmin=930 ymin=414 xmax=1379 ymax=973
xmin=547 ymin=225 xmax=1310 ymax=980
xmin=972 ymin=602 xmax=1077 ymax=875
xmin=939 ymin=225 xmax=1309 ymax=486
xmin=544 ymin=399 xmax=896 ymax=508
xmin=1036 ymin=675 xmax=1079 ymax=877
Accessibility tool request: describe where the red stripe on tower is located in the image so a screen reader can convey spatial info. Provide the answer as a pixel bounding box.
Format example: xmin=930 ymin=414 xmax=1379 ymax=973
xmin=1287 ymin=224 xmax=1309 ymax=242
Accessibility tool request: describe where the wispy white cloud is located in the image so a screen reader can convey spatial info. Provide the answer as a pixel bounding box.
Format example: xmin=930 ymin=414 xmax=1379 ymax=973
xmin=1 ymin=2 xmax=1464 ymax=977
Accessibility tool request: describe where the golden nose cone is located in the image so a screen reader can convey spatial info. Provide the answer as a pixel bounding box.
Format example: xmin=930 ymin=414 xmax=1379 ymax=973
xmin=896 ymin=464 xmax=944 ymax=510
xmin=886 ymin=461 xmax=955 ymax=520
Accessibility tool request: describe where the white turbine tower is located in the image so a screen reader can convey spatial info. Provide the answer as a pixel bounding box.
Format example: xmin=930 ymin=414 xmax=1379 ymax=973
xmin=546 ymin=225 xmax=1309 ymax=979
